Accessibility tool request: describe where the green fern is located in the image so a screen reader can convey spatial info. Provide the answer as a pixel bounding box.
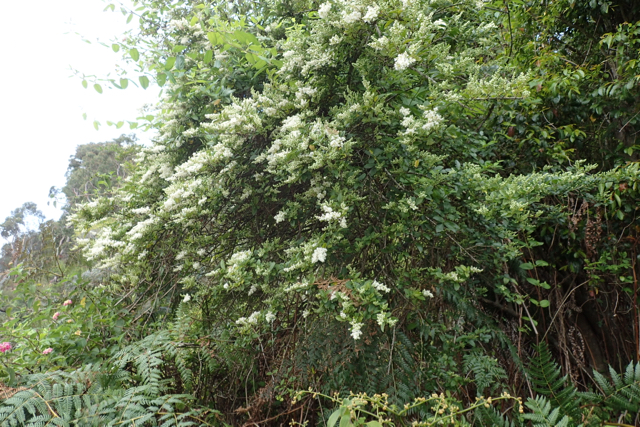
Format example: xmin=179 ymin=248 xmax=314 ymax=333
xmin=581 ymin=361 xmax=640 ymax=424
xmin=474 ymin=405 xmax=521 ymax=427
xmin=527 ymin=343 xmax=580 ymax=422
xmin=0 ymin=331 xmax=214 ymax=427
xmin=463 ymin=353 xmax=507 ymax=396
xmin=523 ymin=395 xmax=571 ymax=427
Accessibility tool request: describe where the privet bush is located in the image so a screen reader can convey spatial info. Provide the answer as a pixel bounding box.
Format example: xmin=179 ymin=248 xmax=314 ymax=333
xmin=2 ymin=0 xmax=640 ymax=425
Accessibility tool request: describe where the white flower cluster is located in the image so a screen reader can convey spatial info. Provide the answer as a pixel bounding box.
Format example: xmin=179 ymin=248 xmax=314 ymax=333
xmin=399 ymin=106 xmax=445 ymax=144
xmin=394 ymin=52 xmax=415 ymax=71
xmin=376 ymin=312 xmax=398 ymax=328
xmin=317 ymin=203 xmax=348 ymax=228
xmin=318 ymin=2 xmax=331 ymax=19
xmin=371 ymin=280 xmax=390 ymax=293
xmin=350 ymin=320 xmax=364 ymax=340
xmin=362 ymin=5 xmax=379 ymax=23
xmin=274 ymin=210 xmax=287 ymax=223
xmin=236 ymin=311 xmax=260 ymax=326
xmin=311 ymin=247 xmax=327 ymax=263
xmin=265 ymin=311 xmax=276 ymax=323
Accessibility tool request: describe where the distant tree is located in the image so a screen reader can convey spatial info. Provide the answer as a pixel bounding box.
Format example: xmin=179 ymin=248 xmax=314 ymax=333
xmin=0 ymin=202 xmax=44 ymax=241
xmin=62 ymin=134 xmax=139 ymax=209
xmin=0 ymin=135 xmax=141 ymax=282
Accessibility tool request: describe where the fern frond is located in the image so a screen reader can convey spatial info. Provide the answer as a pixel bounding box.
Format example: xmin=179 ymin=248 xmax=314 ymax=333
xmin=527 ymin=343 xmax=580 ymax=421
xmin=584 ymin=361 xmax=640 ymax=422
xmin=523 ymin=395 xmax=571 ymax=427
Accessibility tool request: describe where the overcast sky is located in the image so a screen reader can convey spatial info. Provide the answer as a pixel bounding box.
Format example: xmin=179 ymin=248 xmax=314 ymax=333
xmin=0 ymin=0 xmax=159 ymax=225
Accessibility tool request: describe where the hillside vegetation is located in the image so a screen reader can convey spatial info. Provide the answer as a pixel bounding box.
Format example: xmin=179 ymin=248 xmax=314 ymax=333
xmin=1 ymin=0 xmax=640 ymax=425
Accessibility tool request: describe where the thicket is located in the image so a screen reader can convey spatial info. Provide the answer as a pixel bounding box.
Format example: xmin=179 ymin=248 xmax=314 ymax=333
xmin=1 ymin=0 xmax=640 ymax=425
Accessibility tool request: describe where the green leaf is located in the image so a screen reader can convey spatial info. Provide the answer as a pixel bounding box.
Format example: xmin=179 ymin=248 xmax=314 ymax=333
xmin=82 ymin=80 xmax=88 ymax=89
xmin=233 ymin=30 xmax=259 ymax=46
xmin=126 ymin=13 xmax=134 ymax=24
xmin=93 ymin=120 xmax=100 ymax=130
xmin=207 ymin=32 xmax=221 ymax=46
xmin=327 ymin=408 xmax=342 ymax=427
xmin=119 ymin=78 xmax=128 ymax=89
xmin=204 ymin=50 xmax=213 ymax=63
xmin=165 ymin=57 xmax=176 ymax=70
xmin=539 ymin=300 xmax=550 ymax=308
xmin=6 ymin=367 xmax=15 ymax=387
xmin=172 ymin=45 xmax=187 ymax=52
xmin=112 ymin=43 xmax=120 ymax=52
xmin=520 ymin=262 xmax=534 ymax=270
xmin=129 ymin=48 xmax=140 ymax=61
xmin=94 ymin=84 xmax=103 ymax=94
xmin=82 ymin=112 xmax=87 ymax=120
xmin=139 ymin=75 xmax=150 ymax=89
xmin=366 ymin=422 xmax=383 ymax=427
xmin=175 ymin=55 xmax=185 ymax=70
xmin=339 ymin=413 xmax=352 ymax=427
xmin=157 ymin=72 xmax=167 ymax=87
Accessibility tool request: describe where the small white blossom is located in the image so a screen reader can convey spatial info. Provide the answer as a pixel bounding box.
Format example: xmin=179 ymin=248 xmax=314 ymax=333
xmin=350 ymin=321 xmax=364 ymax=340
xmin=362 ymin=5 xmax=379 ymax=23
xmin=182 ymin=294 xmax=191 ymax=303
xmin=423 ymin=289 xmax=434 ymax=298
xmin=394 ymin=52 xmax=416 ymax=71
xmin=342 ymin=10 xmax=361 ymax=24
xmin=318 ymin=2 xmax=331 ymax=19
xmin=274 ymin=210 xmax=286 ymax=223
xmin=266 ymin=311 xmax=276 ymax=323
xmin=312 ymin=247 xmax=327 ymax=263
xmin=372 ymin=280 xmax=391 ymax=293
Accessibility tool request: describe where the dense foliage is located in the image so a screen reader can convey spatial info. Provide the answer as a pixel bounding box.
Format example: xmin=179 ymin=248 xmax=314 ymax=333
xmin=1 ymin=0 xmax=640 ymax=425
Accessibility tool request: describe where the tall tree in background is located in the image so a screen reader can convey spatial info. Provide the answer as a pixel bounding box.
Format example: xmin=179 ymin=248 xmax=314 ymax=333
xmin=62 ymin=134 xmax=139 ymax=209
xmin=0 ymin=135 xmax=140 ymax=283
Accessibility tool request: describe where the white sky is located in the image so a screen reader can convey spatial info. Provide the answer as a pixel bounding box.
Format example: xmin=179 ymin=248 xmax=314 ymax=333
xmin=0 ymin=0 xmax=159 ymax=225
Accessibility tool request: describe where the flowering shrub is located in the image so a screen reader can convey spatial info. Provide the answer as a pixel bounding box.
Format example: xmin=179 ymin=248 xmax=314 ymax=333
xmin=25 ymin=0 xmax=640 ymax=424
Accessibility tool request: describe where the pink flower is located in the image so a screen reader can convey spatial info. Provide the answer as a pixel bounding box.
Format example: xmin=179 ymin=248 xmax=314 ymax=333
xmin=52 ymin=312 xmax=60 ymax=321
xmin=0 ymin=342 xmax=12 ymax=353
xmin=42 ymin=348 xmax=53 ymax=355
xmin=63 ymin=300 xmax=72 ymax=307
